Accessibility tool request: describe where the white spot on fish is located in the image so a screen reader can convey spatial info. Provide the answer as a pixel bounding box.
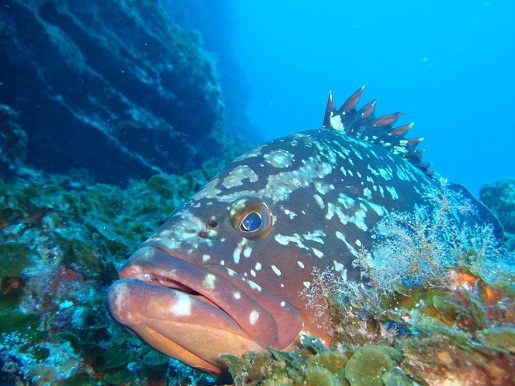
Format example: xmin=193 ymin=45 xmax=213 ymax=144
xmin=263 ymin=149 xmax=295 ymax=168
xmin=247 ymin=280 xmax=262 ymax=292
xmin=222 ymin=165 xmax=259 ymax=189
xmin=304 ymin=230 xmax=326 ymax=244
xmin=386 ymin=185 xmax=399 ymax=200
xmin=275 ymin=234 xmax=308 ymax=250
xmin=333 ymin=261 xmax=344 ymax=272
xmin=297 ymin=261 xmax=305 ymax=268
xmin=284 ymin=208 xmax=297 ymax=219
xmin=303 ymin=282 xmax=311 ymax=289
xmin=203 ymin=274 xmax=216 ymax=290
xmin=336 ymin=231 xmax=359 ymax=257
xmin=249 ymin=310 xmax=260 ymax=325
xmin=251 ymin=269 xmax=256 ymax=277
xmin=233 ymin=246 xmax=241 ymax=264
xmin=379 ymin=167 xmax=392 ymax=181
xmin=280 ymin=301 xmax=286 ymax=307
xmin=233 ymin=239 xmax=249 ymax=264
xmin=312 ymin=248 xmax=324 ymax=258
xmin=313 ymin=194 xmax=325 ymax=209
xmin=202 ymin=254 xmax=211 ymax=262
xmin=170 ymin=292 xmax=191 ymax=317
xmin=265 ymin=155 xmax=332 ymax=202
xmin=234 ymin=292 xmax=241 ymax=299
xmin=271 ymin=265 xmax=281 ymax=276
xmin=255 ymin=262 xmax=262 ymax=271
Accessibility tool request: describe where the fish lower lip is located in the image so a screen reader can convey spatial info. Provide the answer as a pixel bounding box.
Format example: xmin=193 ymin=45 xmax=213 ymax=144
xmin=108 ymin=278 xmax=260 ymax=375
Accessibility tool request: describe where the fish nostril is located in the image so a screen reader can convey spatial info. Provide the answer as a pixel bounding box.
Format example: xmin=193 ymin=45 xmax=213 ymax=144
xmin=198 ymin=230 xmax=208 ymax=238
xmin=207 ymin=220 xmax=217 ymax=228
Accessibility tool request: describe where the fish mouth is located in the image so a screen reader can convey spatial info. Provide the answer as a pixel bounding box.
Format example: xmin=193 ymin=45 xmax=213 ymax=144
xmin=107 ymin=246 xmax=303 ymax=375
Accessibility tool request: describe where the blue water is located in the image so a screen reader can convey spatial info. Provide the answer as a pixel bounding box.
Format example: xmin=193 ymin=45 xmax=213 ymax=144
xmin=232 ymin=0 xmax=515 ymax=196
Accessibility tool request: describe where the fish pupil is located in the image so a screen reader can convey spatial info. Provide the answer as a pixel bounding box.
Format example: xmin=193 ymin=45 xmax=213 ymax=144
xmin=240 ymin=212 xmax=262 ymax=232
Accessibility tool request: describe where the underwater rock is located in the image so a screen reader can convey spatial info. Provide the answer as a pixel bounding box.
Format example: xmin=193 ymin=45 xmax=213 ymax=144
xmin=0 ymin=104 xmax=26 ymax=179
xmin=480 ymin=178 xmax=515 ymax=250
xmin=161 ymin=0 xmax=260 ymax=141
xmin=0 ymin=0 xmax=225 ymax=185
xmin=480 ymin=178 xmax=515 ymax=233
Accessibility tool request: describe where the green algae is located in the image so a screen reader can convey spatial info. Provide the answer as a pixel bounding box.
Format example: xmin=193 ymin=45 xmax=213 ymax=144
xmin=478 ymin=326 xmax=515 ymax=354
xmin=0 ymin=243 xmax=33 ymax=278
xmin=102 ymin=370 xmax=139 ymax=385
xmin=63 ymin=372 xmax=96 ymax=386
xmin=381 ymin=368 xmax=414 ymax=386
xmin=344 ymin=346 xmax=394 ymax=386
xmin=94 ymin=342 xmax=135 ymax=371
xmin=0 ymin=310 xmax=40 ymax=334
xmin=307 ymin=351 xmax=348 ymax=374
xmin=304 ymin=366 xmax=339 ymax=386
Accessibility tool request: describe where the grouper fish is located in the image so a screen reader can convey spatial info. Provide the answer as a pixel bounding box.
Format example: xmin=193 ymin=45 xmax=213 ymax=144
xmin=107 ymin=87 xmax=501 ymax=376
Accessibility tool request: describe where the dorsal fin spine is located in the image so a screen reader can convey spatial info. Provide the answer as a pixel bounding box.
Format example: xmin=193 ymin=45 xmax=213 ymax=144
xmin=324 ymin=88 xmax=433 ymax=177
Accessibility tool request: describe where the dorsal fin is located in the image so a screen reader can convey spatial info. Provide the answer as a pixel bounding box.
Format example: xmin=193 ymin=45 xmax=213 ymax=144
xmin=322 ymin=87 xmax=433 ymax=177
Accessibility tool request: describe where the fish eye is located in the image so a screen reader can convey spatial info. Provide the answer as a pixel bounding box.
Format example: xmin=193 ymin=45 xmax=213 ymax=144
xmin=240 ymin=212 xmax=262 ymax=232
xmin=230 ymin=197 xmax=272 ymax=240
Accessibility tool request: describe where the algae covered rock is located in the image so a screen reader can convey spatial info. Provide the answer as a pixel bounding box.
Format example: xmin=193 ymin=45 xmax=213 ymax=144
xmin=304 ymin=366 xmax=339 ymax=386
xmin=0 ymin=168 xmax=228 ymax=385
xmin=344 ymin=346 xmax=394 ymax=386
xmin=480 ymin=178 xmax=515 ymax=245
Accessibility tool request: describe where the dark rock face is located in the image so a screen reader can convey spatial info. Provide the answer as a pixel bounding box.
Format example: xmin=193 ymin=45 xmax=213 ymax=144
xmin=0 ymin=0 xmax=225 ymax=185
xmin=0 ymin=104 xmax=26 ymax=178
xmin=161 ymin=0 xmax=260 ymax=140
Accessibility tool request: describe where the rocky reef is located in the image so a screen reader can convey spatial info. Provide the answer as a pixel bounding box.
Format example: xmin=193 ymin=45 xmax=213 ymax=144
xmin=481 ymin=178 xmax=515 ymax=251
xmin=0 ymin=0 xmax=229 ymax=185
xmin=0 ymin=104 xmax=26 ymax=178
xmin=0 ymin=165 xmax=232 ymax=385
xmin=160 ymin=0 xmax=258 ymax=140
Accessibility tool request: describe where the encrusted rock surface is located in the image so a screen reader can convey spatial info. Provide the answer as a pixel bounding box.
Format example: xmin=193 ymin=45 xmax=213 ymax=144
xmin=480 ymin=178 xmax=515 ymax=250
xmin=0 ymin=0 xmax=226 ymax=185
xmin=0 ymin=104 xmax=26 ymax=178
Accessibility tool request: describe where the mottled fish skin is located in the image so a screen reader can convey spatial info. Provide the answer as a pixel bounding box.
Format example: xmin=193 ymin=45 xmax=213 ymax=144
xmin=108 ymin=88 xmax=500 ymax=376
